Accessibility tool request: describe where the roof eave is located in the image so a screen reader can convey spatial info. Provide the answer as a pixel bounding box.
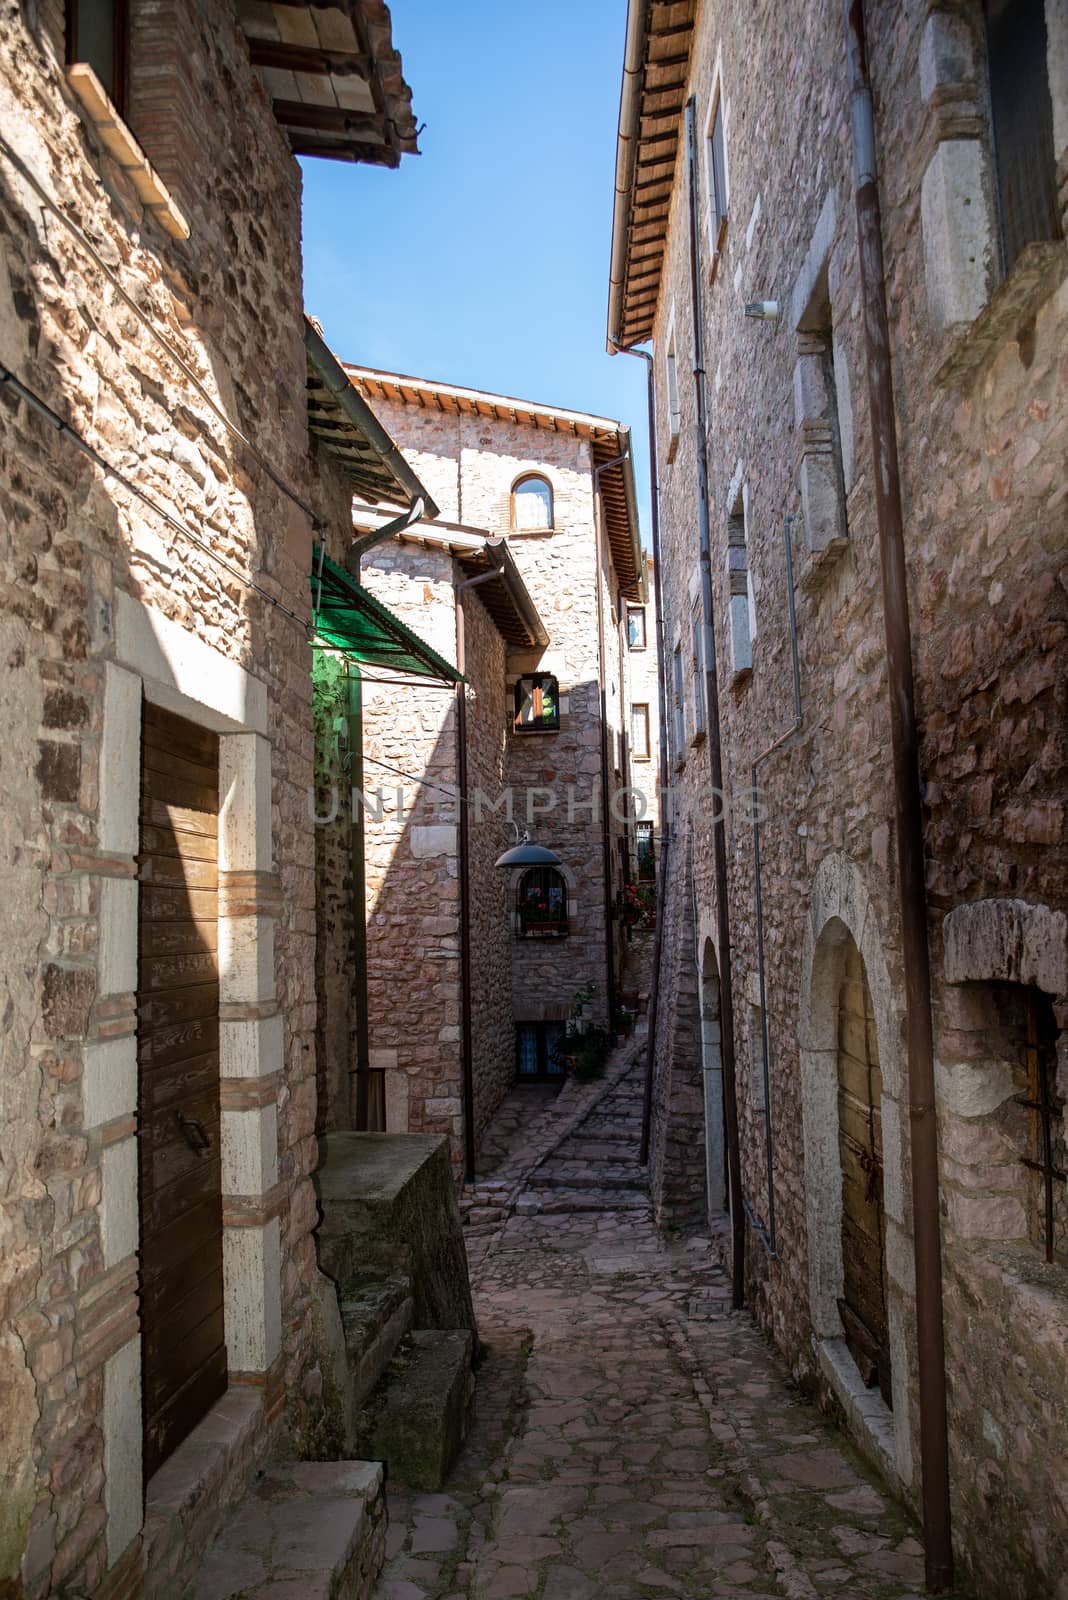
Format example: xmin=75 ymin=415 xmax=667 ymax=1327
xmin=607 ymin=0 xmax=650 ymax=354
xmin=304 ymin=318 xmax=439 ymax=518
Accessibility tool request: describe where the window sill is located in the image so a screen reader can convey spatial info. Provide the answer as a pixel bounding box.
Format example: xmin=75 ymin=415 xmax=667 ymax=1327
xmin=67 ymin=64 xmax=191 ymax=241
xmin=516 ymin=929 xmax=569 ymax=941
xmin=689 ymin=728 xmax=707 ymax=748
xmin=507 ymin=526 xmax=556 ymax=538
xmin=935 ymin=239 xmax=1065 ymax=388
xmin=513 ymin=725 xmax=560 ymax=736
xmin=665 ymin=425 xmax=680 ymax=465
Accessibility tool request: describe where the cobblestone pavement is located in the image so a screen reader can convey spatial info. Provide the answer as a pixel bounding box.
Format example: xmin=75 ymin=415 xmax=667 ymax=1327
xmin=372 ymin=1056 xmax=937 ymax=1600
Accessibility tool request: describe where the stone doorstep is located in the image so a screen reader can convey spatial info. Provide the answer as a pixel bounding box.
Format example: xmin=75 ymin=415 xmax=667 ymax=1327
xmin=186 ymin=1460 xmax=385 ymax=1600
xmin=142 ymin=1387 xmax=272 ymax=1597
xmin=533 ymin=1166 xmax=647 ymax=1191
xmin=339 ymin=1273 xmax=415 ymax=1409
xmin=355 ymin=1328 xmax=474 ymax=1493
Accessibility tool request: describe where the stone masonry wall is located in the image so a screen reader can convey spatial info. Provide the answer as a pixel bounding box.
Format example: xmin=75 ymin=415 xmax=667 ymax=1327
xmin=644 ymin=0 xmax=1067 ymax=1593
xmin=350 ymin=389 xmax=624 ymax=1034
xmin=0 ymin=3 xmax=339 ymax=1590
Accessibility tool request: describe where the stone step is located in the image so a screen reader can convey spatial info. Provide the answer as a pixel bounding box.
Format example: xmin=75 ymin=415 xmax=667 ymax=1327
xmin=548 ymin=1139 xmax=637 ymax=1162
xmin=355 ymin=1328 xmax=475 ymax=1492
xmin=576 ymin=1123 xmax=642 ymax=1143
xmin=187 ymin=1459 xmax=385 ymax=1600
xmin=339 ymin=1272 xmax=414 ymax=1408
xmin=535 ymin=1164 xmax=647 ymax=1191
xmin=527 ymin=1186 xmax=653 ymax=1214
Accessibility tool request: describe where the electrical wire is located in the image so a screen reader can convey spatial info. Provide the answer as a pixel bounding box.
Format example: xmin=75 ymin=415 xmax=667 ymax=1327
xmin=0 ymin=361 xmax=312 ymax=632
xmin=0 ymin=132 xmax=321 ymax=530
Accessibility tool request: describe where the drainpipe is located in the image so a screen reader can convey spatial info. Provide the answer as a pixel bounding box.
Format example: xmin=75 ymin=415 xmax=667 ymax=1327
xmin=454 ymin=560 xmax=509 ymax=1183
xmin=685 ymin=96 xmax=746 ymax=1311
xmin=749 ymin=513 xmax=804 ymax=1257
xmin=593 ymin=455 xmax=626 ymax=1040
xmin=843 ymin=3 xmax=952 ymax=1589
xmin=348 ymin=666 xmax=371 ymax=1129
xmin=609 ymin=340 xmax=669 ymax=1169
xmin=346 ymin=496 xmax=426 ymax=577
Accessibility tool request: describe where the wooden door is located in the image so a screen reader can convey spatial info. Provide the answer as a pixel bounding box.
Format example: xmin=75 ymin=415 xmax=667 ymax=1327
xmin=836 ymin=940 xmax=892 ymax=1408
xmin=137 ymin=701 xmax=226 ymax=1478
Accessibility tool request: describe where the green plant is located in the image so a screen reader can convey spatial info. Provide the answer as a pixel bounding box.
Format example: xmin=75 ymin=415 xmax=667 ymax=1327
xmin=551 ymin=983 xmax=612 ymax=1080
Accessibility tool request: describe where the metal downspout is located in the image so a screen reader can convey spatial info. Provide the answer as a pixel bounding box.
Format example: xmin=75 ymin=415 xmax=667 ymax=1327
xmin=685 ymin=96 xmax=746 ymax=1311
xmin=593 ymin=457 xmax=626 ymax=1040
xmin=348 ymin=668 xmax=371 ymax=1129
xmin=749 ymin=513 xmax=804 ymax=1257
xmin=454 ymin=560 xmax=510 ymax=1183
xmin=842 ymin=3 xmax=952 ymax=1588
xmin=610 ymin=341 xmax=670 ymax=1169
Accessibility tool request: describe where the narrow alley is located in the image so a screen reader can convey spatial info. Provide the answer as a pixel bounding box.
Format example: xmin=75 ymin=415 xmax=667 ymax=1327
xmin=374 ymin=1055 xmax=928 ymax=1600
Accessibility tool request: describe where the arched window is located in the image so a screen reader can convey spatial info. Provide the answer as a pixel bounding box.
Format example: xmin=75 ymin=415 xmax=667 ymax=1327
xmin=516 ymin=866 xmax=568 ymax=938
xmin=511 ymin=474 xmax=554 ymax=532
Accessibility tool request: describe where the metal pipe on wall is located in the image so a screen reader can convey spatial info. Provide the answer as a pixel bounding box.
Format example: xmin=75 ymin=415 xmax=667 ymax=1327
xmin=593 ymin=455 xmax=627 ymax=1040
xmin=685 ymin=96 xmax=746 ymax=1311
xmin=347 ymin=666 xmax=372 ymax=1130
xmin=842 ymin=2 xmax=953 ymax=1589
xmin=749 ymin=512 xmax=804 ymax=1259
xmin=610 ymin=340 xmax=670 ymax=1169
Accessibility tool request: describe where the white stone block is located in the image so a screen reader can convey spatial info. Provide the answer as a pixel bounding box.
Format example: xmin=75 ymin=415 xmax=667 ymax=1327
xmin=385 ymin=1068 xmax=409 ymax=1134
xmin=99 ymin=877 xmax=138 ymax=996
xmin=224 ymin=1218 xmax=281 ymax=1372
xmin=219 ymin=734 xmax=272 ymax=873
xmin=83 ymin=1037 xmax=136 ymax=1128
xmin=943 ymin=897 xmax=1067 ymax=994
xmin=920 ymin=139 xmax=994 ymax=329
xmin=369 ymin=1047 xmax=399 ymax=1071
xmin=220 ymin=1013 xmax=283 ymax=1080
xmin=936 ymin=1056 xmax=1014 ymax=1118
xmin=115 ymin=590 xmax=267 ymax=734
xmin=919 ymin=11 xmax=975 ymax=102
xmin=791 ymin=189 xmax=837 ymax=330
xmin=728 ymin=593 xmax=752 ymax=677
xmin=99 ymin=664 xmax=141 ymax=857
xmin=218 ymin=916 xmax=274 ymax=1005
xmin=410 ymin=824 xmax=457 ymax=858
xmin=221 ymin=1105 xmax=278 ymax=1198
xmin=104 ymin=1336 xmax=142 ymax=1565
xmin=101 ymin=1137 xmax=138 ymax=1270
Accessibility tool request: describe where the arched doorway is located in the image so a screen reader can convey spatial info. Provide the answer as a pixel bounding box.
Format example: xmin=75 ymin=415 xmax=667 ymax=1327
xmin=836 ymin=938 xmax=891 ymax=1406
xmin=700 ymin=937 xmax=728 ymax=1221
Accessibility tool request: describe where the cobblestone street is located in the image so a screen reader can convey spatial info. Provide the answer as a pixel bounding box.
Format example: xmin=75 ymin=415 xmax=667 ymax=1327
xmin=372 ymin=1055 xmax=934 ymax=1600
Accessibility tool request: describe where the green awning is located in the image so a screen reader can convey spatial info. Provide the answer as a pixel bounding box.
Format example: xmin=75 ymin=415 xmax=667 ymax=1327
xmin=310 ymin=548 xmax=461 ymax=684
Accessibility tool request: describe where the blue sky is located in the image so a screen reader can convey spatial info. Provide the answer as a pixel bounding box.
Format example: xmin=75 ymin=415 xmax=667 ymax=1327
xmin=299 ymin=0 xmax=651 ymax=542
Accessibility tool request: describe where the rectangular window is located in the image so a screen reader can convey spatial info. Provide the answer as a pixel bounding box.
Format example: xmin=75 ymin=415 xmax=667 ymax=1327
xmin=984 ymin=0 xmax=1061 ymax=277
xmin=690 ymin=598 xmax=706 ymax=739
xmin=67 ymin=0 xmax=128 ymax=113
xmin=514 ymin=673 xmax=560 ymax=733
xmin=665 ymin=327 xmax=681 ymax=462
xmin=636 ymin=820 xmax=655 ymax=881
xmin=517 ymin=1021 xmax=566 ymax=1079
xmin=626 ymin=606 xmax=647 ymax=650
xmin=672 ymin=644 xmax=686 ymax=761
xmin=630 ymin=702 xmax=650 ymax=762
xmin=727 ymin=492 xmax=754 ymax=680
xmin=707 ymin=96 xmax=728 ymax=251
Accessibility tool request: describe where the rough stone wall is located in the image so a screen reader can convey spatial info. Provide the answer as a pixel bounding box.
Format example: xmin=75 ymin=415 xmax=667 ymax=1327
xmin=647 ymin=829 xmax=706 ymax=1228
xmin=348 ymin=391 xmax=625 ymax=1035
xmin=0 ymin=4 xmax=335 ymax=1590
xmin=643 ymin=0 xmax=1067 ymax=1591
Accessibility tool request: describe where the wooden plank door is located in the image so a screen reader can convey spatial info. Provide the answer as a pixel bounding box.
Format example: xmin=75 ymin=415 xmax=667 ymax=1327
xmin=836 ymin=940 xmax=892 ymax=1408
xmin=137 ymin=701 xmax=227 ymax=1478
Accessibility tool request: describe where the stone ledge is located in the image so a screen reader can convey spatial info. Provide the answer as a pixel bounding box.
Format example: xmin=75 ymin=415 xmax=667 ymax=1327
xmin=66 ymin=65 xmax=190 ymax=242
xmin=935 ymin=240 xmax=1066 ymax=387
xmin=816 ymin=1337 xmax=899 ymax=1490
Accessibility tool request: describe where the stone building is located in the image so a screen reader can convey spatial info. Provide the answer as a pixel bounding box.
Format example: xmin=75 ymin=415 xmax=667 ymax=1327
xmin=607 ymin=0 xmax=1067 ymax=1595
xmin=312 ymin=366 xmax=649 ymax=1174
xmin=0 ymin=3 xmax=468 ymax=1595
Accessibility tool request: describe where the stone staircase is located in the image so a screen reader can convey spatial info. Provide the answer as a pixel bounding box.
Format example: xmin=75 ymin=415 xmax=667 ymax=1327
xmin=179 ymin=1134 xmax=477 ymax=1600
xmin=523 ymin=1061 xmax=651 ymax=1215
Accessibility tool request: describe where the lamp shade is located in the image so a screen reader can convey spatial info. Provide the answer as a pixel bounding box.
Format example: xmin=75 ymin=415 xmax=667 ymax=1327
xmin=494 ymin=838 xmax=562 ymax=869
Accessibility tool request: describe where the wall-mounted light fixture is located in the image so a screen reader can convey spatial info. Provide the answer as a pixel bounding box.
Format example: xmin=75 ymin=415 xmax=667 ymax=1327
xmin=494 ymin=824 xmax=562 ymax=869
xmin=744 ymin=300 xmax=780 ymax=321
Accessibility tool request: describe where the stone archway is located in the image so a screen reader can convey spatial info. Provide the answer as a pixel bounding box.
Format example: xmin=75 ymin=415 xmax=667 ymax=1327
xmin=700 ymin=937 xmax=728 ymax=1221
xmin=799 ymin=851 xmax=913 ymax=1489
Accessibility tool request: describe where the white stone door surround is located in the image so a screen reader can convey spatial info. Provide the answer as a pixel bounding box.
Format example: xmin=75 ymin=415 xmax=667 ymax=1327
xmin=92 ymin=590 xmax=282 ymax=1570
xmin=798 ymin=850 xmax=915 ymax=1491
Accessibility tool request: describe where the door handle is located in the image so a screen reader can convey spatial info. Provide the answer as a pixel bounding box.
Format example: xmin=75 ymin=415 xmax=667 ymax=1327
xmin=176 ymin=1110 xmax=212 ymax=1156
